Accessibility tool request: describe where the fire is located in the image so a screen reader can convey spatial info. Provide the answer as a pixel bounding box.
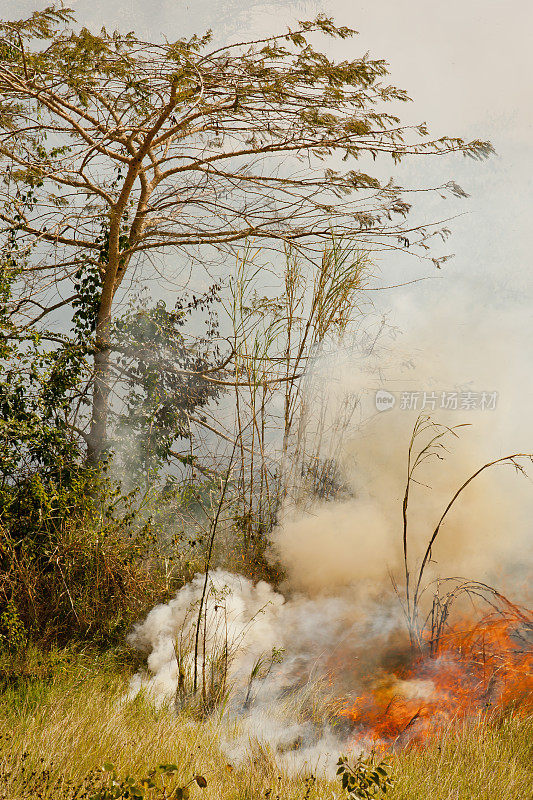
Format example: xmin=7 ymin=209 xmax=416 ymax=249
xmin=339 ymin=614 xmax=533 ymax=747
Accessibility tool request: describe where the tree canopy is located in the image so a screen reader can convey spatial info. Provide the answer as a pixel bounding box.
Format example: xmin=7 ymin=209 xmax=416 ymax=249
xmin=0 ymin=5 xmax=493 ymax=465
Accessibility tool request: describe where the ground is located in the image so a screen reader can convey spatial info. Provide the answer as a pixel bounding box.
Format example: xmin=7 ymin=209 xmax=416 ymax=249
xmin=0 ymin=647 xmax=531 ymax=800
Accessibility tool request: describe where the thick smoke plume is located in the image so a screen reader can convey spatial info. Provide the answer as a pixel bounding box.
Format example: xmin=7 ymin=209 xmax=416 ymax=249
xmin=273 ymin=299 xmax=533 ymax=598
xmin=128 ymin=301 xmax=532 ymax=771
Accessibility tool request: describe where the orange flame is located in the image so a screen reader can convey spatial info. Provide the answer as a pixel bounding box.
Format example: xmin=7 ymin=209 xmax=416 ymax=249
xmin=339 ymin=615 xmax=533 ymax=747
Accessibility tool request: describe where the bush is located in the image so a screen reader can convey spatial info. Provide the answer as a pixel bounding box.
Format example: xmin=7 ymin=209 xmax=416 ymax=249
xmin=337 ymin=754 xmax=394 ymax=800
xmin=0 ymin=470 xmax=176 ymax=648
xmin=90 ymin=764 xmax=207 ymax=800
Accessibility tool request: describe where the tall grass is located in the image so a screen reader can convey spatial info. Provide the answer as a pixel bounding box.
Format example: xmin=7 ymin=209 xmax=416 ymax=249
xmin=0 ymin=650 xmax=531 ymax=800
xmin=392 ymin=714 xmax=533 ymax=800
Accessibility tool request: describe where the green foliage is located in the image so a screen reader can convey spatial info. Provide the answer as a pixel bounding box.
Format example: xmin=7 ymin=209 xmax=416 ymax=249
xmin=0 ymin=599 xmax=27 ymax=651
xmin=0 ymin=323 xmax=86 ymax=493
xmin=0 ymin=250 xmax=221 ymax=648
xmin=337 ymin=754 xmax=394 ymax=800
xmin=91 ymin=763 xmax=207 ymax=800
xmin=72 ymin=262 xmax=102 ymax=339
xmin=0 ymin=339 xmax=87 ymax=479
xmin=1 ymin=204 xmax=223 ymax=478
xmin=0 ymin=187 xmax=87 ymax=487
xmin=113 ymin=287 xmax=222 ymax=477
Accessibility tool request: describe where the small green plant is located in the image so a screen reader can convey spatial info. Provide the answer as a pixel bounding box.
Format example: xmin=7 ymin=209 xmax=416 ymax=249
xmin=90 ymin=763 xmax=207 ymax=800
xmin=336 ymin=754 xmax=394 ymax=800
xmin=0 ymin=599 xmax=27 ymax=651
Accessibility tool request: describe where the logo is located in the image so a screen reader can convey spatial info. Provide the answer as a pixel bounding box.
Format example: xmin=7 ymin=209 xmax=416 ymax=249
xmin=375 ymin=389 xmax=396 ymax=412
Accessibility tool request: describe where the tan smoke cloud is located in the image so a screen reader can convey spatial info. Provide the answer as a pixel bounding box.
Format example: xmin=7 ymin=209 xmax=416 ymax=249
xmin=271 ymin=499 xmax=396 ymax=595
xmin=271 ymin=299 xmax=533 ymax=603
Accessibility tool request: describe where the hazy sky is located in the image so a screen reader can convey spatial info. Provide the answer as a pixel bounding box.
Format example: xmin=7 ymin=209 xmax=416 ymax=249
xmin=5 ymin=1 xmax=533 ymax=316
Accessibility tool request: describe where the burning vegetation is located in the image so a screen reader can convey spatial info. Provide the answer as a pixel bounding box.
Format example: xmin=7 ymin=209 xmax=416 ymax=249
xmin=339 ymin=612 xmax=533 ymax=749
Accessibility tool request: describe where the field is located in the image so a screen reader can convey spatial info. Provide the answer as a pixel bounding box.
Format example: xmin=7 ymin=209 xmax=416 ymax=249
xmin=1 ymin=648 xmax=531 ymax=800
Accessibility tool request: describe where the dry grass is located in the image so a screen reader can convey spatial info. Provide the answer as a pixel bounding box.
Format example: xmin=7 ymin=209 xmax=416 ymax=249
xmin=392 ymin=714 xmax=533 ymax=800
xmin=0 ymin=649 xmax=531 ymax=800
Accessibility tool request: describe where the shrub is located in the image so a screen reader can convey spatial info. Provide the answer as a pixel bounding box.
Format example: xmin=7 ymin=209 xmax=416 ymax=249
xmin=0 ymin=472 xmax=176 ymax=647
xmin=90 ymin=764 xmax=207 ymax=800
xmin=337 ymin=754 xmax=394 ymax=800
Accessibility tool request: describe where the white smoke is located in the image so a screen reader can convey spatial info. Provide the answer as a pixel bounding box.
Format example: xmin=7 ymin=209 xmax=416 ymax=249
xmin=127 ymin=568 xmax=407 ymax=772
xmin=128 ymin=570 xmax=285 ymax=705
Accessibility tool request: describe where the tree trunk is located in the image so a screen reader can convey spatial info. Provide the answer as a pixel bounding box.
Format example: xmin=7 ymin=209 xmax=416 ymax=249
xmin=86 ymin=273 xmax=115 ymax=466
xmin=86 ymin=342 xmax=111 ymax=465
xmin=85 ymin=164 xmax=144 ymax=464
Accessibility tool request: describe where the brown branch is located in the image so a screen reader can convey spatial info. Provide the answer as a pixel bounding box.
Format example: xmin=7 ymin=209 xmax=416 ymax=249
xmin=413 ymin=453 xmax=533 ymax=614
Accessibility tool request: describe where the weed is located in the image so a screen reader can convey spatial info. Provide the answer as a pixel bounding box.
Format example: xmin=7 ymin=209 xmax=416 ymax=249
xmin=337 ymin=754 xmax=394 ymax=800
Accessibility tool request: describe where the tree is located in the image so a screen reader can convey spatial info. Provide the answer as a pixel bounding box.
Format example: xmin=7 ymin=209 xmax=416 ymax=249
xmin=0 ymin=5 xmax=492 ymax=464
